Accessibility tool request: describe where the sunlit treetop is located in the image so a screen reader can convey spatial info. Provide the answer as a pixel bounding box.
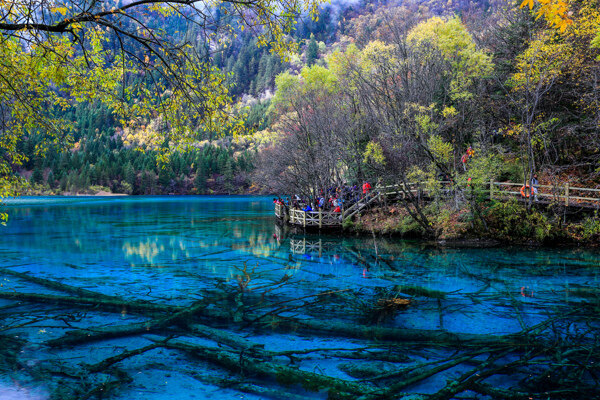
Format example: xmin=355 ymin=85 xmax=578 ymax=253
xmin=515 ymin=0 xmax=600 ymax=74
xmin=406 ymin=16 xmax=493 ymax=101
xmin=520 ymin=0 xmax=573 ymax=32
xmin=509 ymin=30 xmax=573 ymax=92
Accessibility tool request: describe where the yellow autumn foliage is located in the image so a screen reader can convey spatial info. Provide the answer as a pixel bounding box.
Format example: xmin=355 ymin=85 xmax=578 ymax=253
xmin=520 ymin=0 xmax=573 ymax=32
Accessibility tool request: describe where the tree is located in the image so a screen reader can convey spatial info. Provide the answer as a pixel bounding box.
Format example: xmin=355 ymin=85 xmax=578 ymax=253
xmin=140 ymin=170 xmax=157 ymax=195
xmin=500 ymin=0 xmax=600 ymax=199
xmin=406 ymin=16 xmax=493 ymax=104
xmin=0 ymin=0 xmax=324 ymax=203
xmin=47 ymin=171 xmax=55 ymax=188
xmin=223 ymin=159 xmax=235 ymax=193
xmin=330 ymin=17 xmax=492 ymax=177
xmin=124 ymin=162 xmax=137 ymax=190
xmin=158 ymin=166 xmax=174 ymax=189
xmin=194 ymin=167 xmax=207 ymax=193
xmin=519 ymin=0 xmax=573 ymax=32
xmin=306 ymin=34 xmax=319 ymax=66
xmin=261 ymin=64 xmax=359 ymax=198
xmin=507 ymin=32 xmax=572 ymax=191
xmin=31 ymin=168 xmax=44 ymax=185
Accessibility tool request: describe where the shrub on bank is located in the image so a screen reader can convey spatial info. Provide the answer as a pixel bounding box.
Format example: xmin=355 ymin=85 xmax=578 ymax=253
xmin=351 ymin=198 xmax=600 ymax=245
xmin=484 ymin=199 xmax=552 ymax=242
xmin=351 ymin=206 xmax=425 ymax=237
xmin=581 ymin=215 xmax=600 ymax=241
xmin=566 ymin=213 xmax=600 ymax=243
xmin=427 ymin=204 xmax=469 ymax=240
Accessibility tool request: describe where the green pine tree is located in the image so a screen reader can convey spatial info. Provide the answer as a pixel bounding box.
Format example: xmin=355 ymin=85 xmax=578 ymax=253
xmin=306 ymin=34 xmax=318 ymax=66
xmin=124 ymin=162 xmax=136 ymax=188
xmin=194 ymin=167 xmax=207 ymax=193
xmin=47 ymin=171 xmax=55 ymax=188
xmin=31 ymin=168 xmax=44 ymax=185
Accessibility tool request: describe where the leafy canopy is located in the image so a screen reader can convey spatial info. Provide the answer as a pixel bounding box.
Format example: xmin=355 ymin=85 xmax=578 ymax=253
xmin=407 ymin=16 xmax=493 ymax=101
xmin=520 ymin=0 xmax=573 ymax=32
xmin=0 ymin=0 xmax=324 ymax=202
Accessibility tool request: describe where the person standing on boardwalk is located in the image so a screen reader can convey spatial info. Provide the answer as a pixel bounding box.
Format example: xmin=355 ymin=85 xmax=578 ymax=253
xmin=461 ymin=154 xmax=469 ymax=171
xmin=362 ymin=181 xmax=372 ymax=200
xmin=532 ymin=174 xmax=539 ymax=202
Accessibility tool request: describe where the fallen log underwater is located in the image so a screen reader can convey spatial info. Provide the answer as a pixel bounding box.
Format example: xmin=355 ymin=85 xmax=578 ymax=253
xmin=0 ymin=268 xmax=599 ymax=400
xmin=0 ymin=287 xmax=548 ymax=350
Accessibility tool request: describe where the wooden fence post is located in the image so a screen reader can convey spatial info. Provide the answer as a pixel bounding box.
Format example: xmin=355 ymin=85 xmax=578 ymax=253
xmin=303 ymin=210 xmax=306 ymax=227
xmin=319 ymin=209 xmax=322 ymax=229
xmin=565 ymin=182 xmax=569 ymax=206
xmin=489 ymin=179 xmax=494 ymax=200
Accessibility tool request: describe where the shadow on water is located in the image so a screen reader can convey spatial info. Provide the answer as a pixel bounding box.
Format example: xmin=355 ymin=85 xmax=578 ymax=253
xmin=0 ymin=196 xmax=599 ymax=399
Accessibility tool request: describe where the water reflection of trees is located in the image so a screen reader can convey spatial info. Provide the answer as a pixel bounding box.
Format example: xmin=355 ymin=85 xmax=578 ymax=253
xmin=3 ymin=200 xmax=280 ymax=267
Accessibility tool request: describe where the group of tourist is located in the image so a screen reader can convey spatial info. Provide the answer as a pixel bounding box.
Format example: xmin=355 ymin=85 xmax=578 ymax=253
xmin=273 ymin=182 xmax=374 ymax=214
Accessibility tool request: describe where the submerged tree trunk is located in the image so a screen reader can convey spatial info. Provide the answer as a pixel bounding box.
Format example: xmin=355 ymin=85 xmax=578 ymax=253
xmin=0 ymin=268 xmax=597 ymax=400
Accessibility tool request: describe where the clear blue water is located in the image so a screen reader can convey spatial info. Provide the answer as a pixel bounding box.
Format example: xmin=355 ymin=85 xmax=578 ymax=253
xmin=0 ymin=196 xmax=599 ymax=399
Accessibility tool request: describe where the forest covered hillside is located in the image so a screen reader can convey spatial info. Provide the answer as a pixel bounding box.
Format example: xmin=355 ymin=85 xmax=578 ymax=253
xmin=13 ymin=0 xmax=511 ymax=196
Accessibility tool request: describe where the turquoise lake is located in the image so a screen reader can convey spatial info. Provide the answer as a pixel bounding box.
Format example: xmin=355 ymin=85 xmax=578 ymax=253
xmin=0 ymin=196 xmax=599 ymax=399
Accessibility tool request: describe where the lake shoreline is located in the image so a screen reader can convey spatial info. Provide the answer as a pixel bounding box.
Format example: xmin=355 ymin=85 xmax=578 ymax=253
xmin=346 ymin=205 xmax=600 ymax=247
xmin=16 ymin=189 xmax=266 ymax=196
xmin=343 ymin=226 xmax=600 ymax=248
xmin=8 ymin=193 xmax=600 ymax=247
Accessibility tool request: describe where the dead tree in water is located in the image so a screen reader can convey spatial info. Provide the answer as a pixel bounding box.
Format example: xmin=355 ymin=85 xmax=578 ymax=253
xmin=0 ymin=265 xmax=599 ymax=400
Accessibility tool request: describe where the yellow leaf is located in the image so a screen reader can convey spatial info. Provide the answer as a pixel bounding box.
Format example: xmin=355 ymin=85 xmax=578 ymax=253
xmin=51 ymin=6 xmax=69 ymax=16
xmin=519 ymin=0 xmax=535 ymax=10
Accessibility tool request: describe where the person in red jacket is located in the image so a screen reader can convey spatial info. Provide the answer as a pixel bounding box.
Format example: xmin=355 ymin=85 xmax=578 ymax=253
xmin=362 ymin=181 xmax=372 ymax=195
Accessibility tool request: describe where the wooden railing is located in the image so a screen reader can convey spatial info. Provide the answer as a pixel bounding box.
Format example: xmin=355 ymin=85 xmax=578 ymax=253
xmin=275 ymin=203 xmax=284 ymax=218
xmin=378 ymin=182 xmax=430 ymax=198
xmin=275 ymin=180 xmax=600 ymax=228
xmin=343 ymin=192 xmax=381 ymax=220
xmin=380 ymin=180 xmax=600 ymax=206
xmin=491 ymin=181 xmax=600 ymax=206
xmin=288 ymin=208 xmax=342 ymax=228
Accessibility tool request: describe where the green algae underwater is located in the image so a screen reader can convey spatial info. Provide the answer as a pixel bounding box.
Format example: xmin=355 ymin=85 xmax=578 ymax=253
xmin=0 ymin=196 xmax=599 ymax=399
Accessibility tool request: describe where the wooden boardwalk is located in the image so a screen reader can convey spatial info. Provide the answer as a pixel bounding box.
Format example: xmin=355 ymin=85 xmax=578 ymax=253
xmin=275 ymin=203 xmax=347 ymax=228
xmin=275 ymin=181 xmax=600 ymax=229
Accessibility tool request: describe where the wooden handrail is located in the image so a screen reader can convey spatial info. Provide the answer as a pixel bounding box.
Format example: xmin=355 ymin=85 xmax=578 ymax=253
xmin=276 ymin=180 xmax=600 ymax=227
xmin=343 ymin=192 xmax=381 ymax=220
